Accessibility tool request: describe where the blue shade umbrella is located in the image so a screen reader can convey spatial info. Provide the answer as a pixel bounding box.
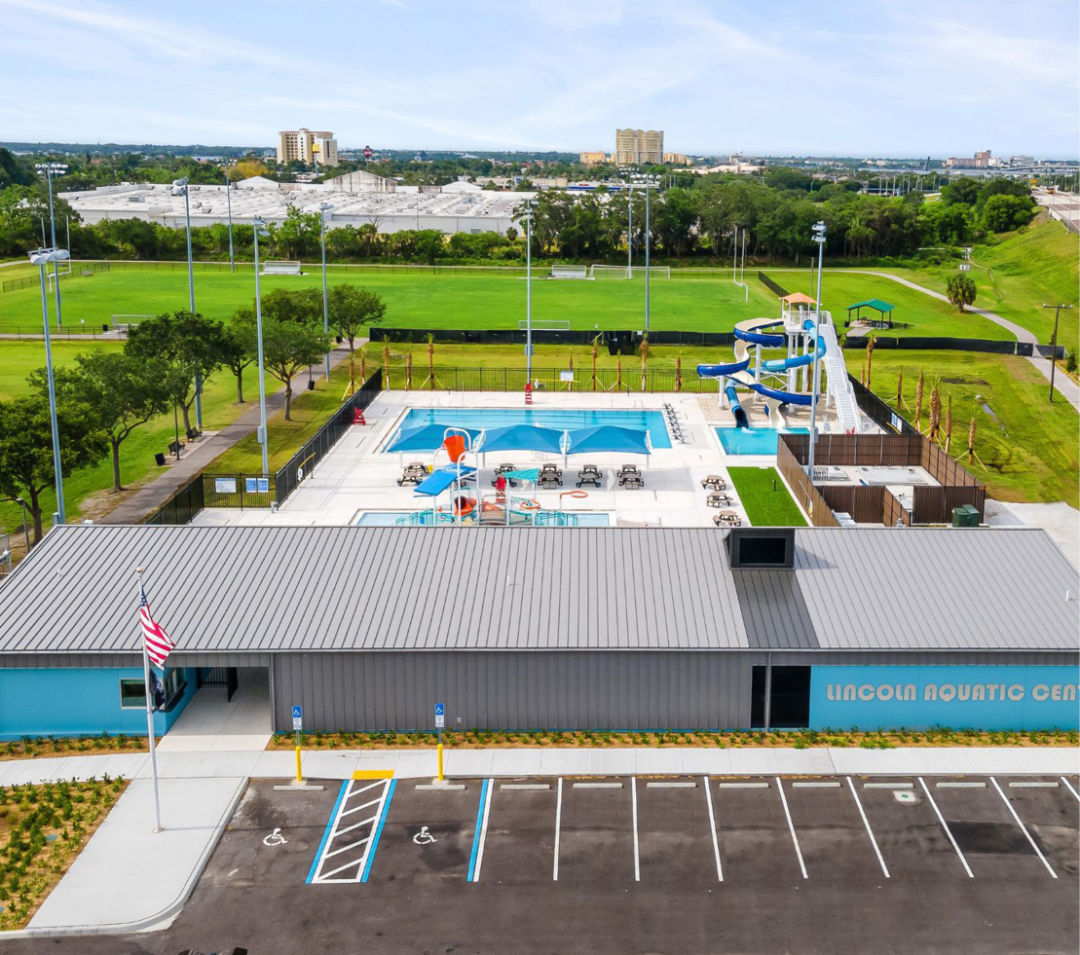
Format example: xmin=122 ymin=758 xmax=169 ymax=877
xmin=385 ymin=424 xmax=481 ymax=453
xmin=566 ymin=425 xmax=650 ymax=455
xmin=479 ymin=424 xmax=566 ymax=454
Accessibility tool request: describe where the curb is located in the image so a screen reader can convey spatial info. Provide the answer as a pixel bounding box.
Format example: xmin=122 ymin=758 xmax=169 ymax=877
xmin=1 ymin=776 xmax=248 ymax=940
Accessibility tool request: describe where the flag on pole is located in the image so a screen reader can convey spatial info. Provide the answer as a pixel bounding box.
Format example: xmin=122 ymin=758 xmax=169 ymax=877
xmin=139 ymin=586 xmax=175 ymax=669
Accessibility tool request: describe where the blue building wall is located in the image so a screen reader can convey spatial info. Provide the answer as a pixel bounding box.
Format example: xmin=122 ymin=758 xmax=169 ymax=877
xmin=0 ymin=667 xmax=197 ymax=740
xmin=810 ymin=665 xmax=1080 ymax=731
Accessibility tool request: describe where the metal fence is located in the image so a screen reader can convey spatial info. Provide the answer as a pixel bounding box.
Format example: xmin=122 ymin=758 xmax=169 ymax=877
xmin=274 ymin=368 xmax=383 ymax=502
xmin=847 ymin=375 xmax=921 ymax=435
xmin=381 ymin=364 xmax=719 ymax=394
xmin=757 ymin=271 xmax=789 ymax=297
xmin=372 ymin=327 xmax=736 ymax=348
xmin=143 ymin=474 xmax=205 ymax=525
xmin=1 ymin=260 xmax=111 ymax=294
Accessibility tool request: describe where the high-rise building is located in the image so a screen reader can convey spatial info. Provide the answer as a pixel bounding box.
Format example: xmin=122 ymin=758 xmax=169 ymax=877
xmin=615 ymin=129 xmax=664 ymax=165
xmin=579 ymin=151 xmax=609 ymax=165
xmin=277 ymin=128 xmax=339 ymax=167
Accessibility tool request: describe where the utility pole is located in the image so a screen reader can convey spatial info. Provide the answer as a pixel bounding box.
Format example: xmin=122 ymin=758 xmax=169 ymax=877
xmin=1042 ymin=303 xmax=1074 ymax=402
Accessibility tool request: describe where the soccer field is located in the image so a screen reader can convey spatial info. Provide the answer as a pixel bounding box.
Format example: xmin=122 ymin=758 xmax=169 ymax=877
xmin=0 ymin=266 xmax=778 ymax=334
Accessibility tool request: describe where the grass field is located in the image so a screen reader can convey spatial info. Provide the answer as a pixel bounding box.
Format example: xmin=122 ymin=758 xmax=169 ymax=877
xmin=728 ymin=466 xmax=808 ymax=526
xmin=846 ymin=350 xmax=1079 ymax=506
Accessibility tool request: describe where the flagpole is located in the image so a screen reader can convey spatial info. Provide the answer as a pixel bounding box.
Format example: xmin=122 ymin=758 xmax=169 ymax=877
xmin=137 ymin=567 xmax=163 ymax=833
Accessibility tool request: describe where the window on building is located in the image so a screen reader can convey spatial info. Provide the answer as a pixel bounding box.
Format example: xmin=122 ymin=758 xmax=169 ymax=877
xmin=750 ymin=666 xmax=811 ymax=729
xmin=119 ymin=669 xmax=186 ymax=710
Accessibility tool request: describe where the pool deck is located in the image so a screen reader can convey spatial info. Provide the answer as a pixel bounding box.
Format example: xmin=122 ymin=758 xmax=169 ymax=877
xmin=192 ymin=389 xmax=863 ymax=529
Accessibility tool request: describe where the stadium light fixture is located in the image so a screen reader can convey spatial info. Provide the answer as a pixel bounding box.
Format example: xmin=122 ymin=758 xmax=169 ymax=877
xmin=319 ymin=202 xmax=334 ymax=381
xmin=807 ymin=220 xmax=827 ymax=483
xmin=252 ymin=217 xmax=271 ymax=477
xmin=35 ymin=162 xmax=67 ymax=330
xmin=172 ymin=178 xmax=201 ymax=430
xmin=27 ymin=247 xmax=71 ymax=525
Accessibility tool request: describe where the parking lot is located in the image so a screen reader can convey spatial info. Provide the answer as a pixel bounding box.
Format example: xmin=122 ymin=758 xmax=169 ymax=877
xmin=8 ymin=773 xmax=1078 ymax=955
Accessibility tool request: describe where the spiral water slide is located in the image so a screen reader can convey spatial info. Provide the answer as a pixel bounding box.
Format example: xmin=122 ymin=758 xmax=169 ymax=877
xmin=697 ymin=318 xmax=825 ymax=427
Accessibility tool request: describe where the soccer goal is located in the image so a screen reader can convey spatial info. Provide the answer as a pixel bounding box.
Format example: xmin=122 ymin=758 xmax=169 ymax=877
xmin=518 ymin=319 xmax=571 ymax=330
xmin=589 ymin=264 xmax=630 ymax=279
xmin=109 ymin=314 xmax=155 ymax=334
xmin=262 ymin=260 xmax=302 ymax=275
xmin=549 ymin=265 xmax=590 ymax=280
xmin=640 ymin=265 xmax=671 ymax=278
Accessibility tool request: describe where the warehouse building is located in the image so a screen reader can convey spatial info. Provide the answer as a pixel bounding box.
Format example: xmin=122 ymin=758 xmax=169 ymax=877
xmin=0 ymin=524 xmax=1076 ymax=739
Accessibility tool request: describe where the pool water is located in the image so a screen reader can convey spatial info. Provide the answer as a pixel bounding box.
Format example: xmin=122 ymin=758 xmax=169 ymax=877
xmin=715 ymin=427 xmax=808 ymax=455
xmin=356 ymin=510 xmax=611 ymax=527
xmin=393 ymin=408 xmax=671 ymax=449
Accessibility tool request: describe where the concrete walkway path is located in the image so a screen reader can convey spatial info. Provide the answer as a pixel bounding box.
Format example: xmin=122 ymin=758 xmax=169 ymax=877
xmin=0 ymin=744 xmax=1076 ymax=938
xmin=101 ymin=341 xmax=365 ymax=525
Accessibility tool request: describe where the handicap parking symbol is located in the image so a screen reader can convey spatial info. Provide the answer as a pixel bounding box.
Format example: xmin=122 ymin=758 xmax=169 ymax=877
xmin=412 ymin=825 xmax=438 ymax=846
xmin=263 ymin=827 xmax=287 ymax=847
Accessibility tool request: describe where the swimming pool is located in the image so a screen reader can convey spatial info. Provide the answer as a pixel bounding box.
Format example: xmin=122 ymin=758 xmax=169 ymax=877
xmin=715 ymin=427 xmax=809 ymax=455
xmin=355 ymin=510 xmax=612 ymax=527
xmin=390 ymin=408 xmax=671 ymax=450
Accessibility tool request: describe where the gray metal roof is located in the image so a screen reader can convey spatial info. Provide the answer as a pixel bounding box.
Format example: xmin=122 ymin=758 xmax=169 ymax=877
xmin=0 ymin=525 xmax=1075 ymax=657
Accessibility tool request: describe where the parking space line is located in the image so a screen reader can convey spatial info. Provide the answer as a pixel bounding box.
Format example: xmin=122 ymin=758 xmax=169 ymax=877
xmin=936 ymin=781 xmax=986 ymax=789
xmin=308 ymin=776 xmax=396 ymax=884
xmin=631 ymin=776 xmax=640 ymax=882
xmin=989 ymin=777 xmax=1057 ymax=879
xmin=864 ymin=782 xmax=913 ymax=789
xmin=305 ymin=781 xmax=349 ymax=883
xmin=846 ymin=777 xmax=889 ymax=879
xmin=918 ymin=777 xmax=974 ymax=878
xmin=467 ymin=778 xmax=493 ymax=883
xmin=1008 ymin=781 xmax=1059 ymax=788
xmin=1060 ymin=777 xmax=1080 ymax=802
xmin=552 ymin=778 xmax=563 ymax=882
xmin=360 ymin=779 xmax=396 ymax=883
xmin=703 ymin=776 xmax=723 ymax=882
xmin=775 ymin=777 xmax=808 ymax=879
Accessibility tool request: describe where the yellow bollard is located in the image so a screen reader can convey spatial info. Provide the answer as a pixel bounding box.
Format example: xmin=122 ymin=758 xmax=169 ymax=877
xmin=437 ymin=742 xmax=444 ymax=781
xmin=295 ymin=745 xmax=303 ymax=783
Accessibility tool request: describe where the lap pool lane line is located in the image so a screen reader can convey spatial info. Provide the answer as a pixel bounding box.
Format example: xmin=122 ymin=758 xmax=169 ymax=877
xmin=467 ymin=778 xmax=494 ymax=883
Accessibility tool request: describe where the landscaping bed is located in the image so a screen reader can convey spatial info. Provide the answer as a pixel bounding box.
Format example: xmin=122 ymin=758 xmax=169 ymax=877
xmin=0 ymin=735 xmax=147 ymax=761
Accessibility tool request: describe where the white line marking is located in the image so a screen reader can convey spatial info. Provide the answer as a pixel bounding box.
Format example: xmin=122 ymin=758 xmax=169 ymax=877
xmin=319 ymin=858 xmax=366 ymax=880
xmin=864 ymin=782 xmax=914 ymax=789
xmin=918 ymin=777 xmax=974 ymax=878
xmin=989 ymin=777 xmax=1057 ymax=879
xmin=936 ymin=781 xmax=986 ymax=789
xmin=631 ymin=776 xmax=640 ymax=883
xmin=349 ymin=781 xmax=383 ymax=797
xmin=1061 ymin=777 xmax=1080 ymax=802
xmin=334 ymin=816 xmax=377 ymax=837
xmin=471 ymin=778 xmax=494 ymax=883
xmin=718 ymin=782 xmax=769 ymax=789
xmin=846 ymin=777 xmax=889 ymax=879
xmin=573 ymin=781 xmax=623 ymax=789
xmin=792 ymin=781 xmax=841 ymax=788
xmin=341 ymin=797 xmax=383 ymax=815
xmin=311 ymin=778 xmax=393 ymax=885
xmin=324 ymin=836 xmax=370 ymax=859
xmin=1008 ymin=781 xmax=1059 ymax=789
xmin=553 ymin=778 xmax=563 ymax=882
xmin=500 ymin=783 xmax=550 ymax=790
xmin=646 ymin=781 xmax=697 ymax=789
xmin=703 ymin=776 xmax=723 ymax=882
xmin=775 ymin=777 xmax=807 ymax=879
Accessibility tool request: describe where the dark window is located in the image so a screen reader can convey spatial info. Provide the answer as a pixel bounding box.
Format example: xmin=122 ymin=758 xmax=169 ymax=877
xmin=739 ymin=536 xmax=788 ymax=566
xmin=750 ymin=666 xmax=811 ymax=729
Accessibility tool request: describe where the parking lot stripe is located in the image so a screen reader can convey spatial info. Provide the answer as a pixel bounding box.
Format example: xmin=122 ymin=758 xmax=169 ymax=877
xmin=792 ymin=781 xmax=841 ymax=788
xmin=1059 ymin=777 xmax=1080 ymax=802
xmin=703 ymin=776 xmax=723 ymax=882
xmin=846 ymin=777 xmax=890 ymax=879
xmin=631 ymin=776 xmax=640 ymax=883
xmin=306 ymin=781 xmax=349 ymax=884
xmin=989 ymin=777 xmax=1057 ymax=879
xmin=936 ymin=781 xmax=986 ymax=789
xmin=1008 ymin=781 xmax=1059 ymax=788
xmin=360 ymin=779 xmax=396 ymax=883
xmin=467 ymin=778 xmax=493 ymax=883
xmin=864 ymin=782 xmax=914 ymax=789
xmin=774 ymin=777 xmax=808 ymax=879
xmin=918 ymin=777 xmax=974 ymax=878
xmin=552 ymin=778 xmax=563 ymax=882
xmin=718 ymin=782 xmax=769 ymax=789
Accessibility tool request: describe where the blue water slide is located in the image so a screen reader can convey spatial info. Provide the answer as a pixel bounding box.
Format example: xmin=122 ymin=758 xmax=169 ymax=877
xmin=733 ymin=320 xmax=786 ymax=346
xmin=724 ymin=385 xmax=749 ymax=427
xmin=695 ymin=356 xmax=751 ymax=379
xmin=759 ymin=327 xmax=826 ymax=374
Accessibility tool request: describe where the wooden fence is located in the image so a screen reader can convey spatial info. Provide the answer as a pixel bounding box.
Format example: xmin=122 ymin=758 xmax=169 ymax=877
xmin=776 ymin=439 xmax=840 ymax=527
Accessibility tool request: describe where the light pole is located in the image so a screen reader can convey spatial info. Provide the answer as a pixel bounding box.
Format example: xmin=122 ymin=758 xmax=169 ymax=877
xmin=644 ymin=181 xmax=651 ymax=336
xmin=172 ymin=178 xmax=201 ymax=431
xmin=1042 ymin=303 xmax=1074 ymax=402
xmin=28 ymin=247 xmax=70 ymax=524
xmin=319 ymin=202 xmax=334 ymax=381
xmin=14 ymin=498 xmax=31 ymax=552
xmin=524 ymin=202 xmax=534 ymax=392
xmin=35 ymin=162 xmax=67 ymax=331
xmin=224 ymin=161 xmax=235 ymax=273
xmin=626 ymin=185 xmax=632 ymax=277
xmin=252 ymin=217 xmax=270 ymax=477
xmin=807 ymin=221 xmax=826 ymax=483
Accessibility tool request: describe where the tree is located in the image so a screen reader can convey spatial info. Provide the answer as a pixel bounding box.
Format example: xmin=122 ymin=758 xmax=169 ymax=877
xmin=220 ymin=314 xmax=256 ymax=402
xmin=235 ymin=290 xmax=331 ymax=420
xmin=0 ymin=395 xmax=107 ymax=543
xmin=125 ymin=311 xmax=228 ymax=435
xmin=946 ymin=273 xmax=977 ymax=311
xmin=40 ymin=352 xmax=171 ymax=491
xmin=981 ymin=194 xmax=1034 ymax=233
xmin=328 ymin=285 xmax=386 ymax=352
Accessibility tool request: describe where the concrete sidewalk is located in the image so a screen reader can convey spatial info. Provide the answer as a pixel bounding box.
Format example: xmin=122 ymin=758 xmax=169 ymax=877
xmin=2 ymin=745 xmax=1076 ymax=938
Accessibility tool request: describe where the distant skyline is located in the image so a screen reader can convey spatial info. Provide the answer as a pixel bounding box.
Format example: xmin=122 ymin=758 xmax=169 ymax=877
xmin=0 ymin=0 xmax=1076 ymax=159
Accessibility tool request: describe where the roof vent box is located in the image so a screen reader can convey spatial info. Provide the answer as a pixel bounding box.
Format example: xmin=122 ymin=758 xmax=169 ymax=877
xmin=727 ymin=528 xmax=795 ymax=569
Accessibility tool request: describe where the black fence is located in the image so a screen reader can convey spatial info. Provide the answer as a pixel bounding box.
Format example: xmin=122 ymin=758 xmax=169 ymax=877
xmin=143 ymin=474 xmax=205 ymax=525
xmin=274 ymin=368 xmax=383 ymax=502
xmin=847 ymin=374 xmax=921 ymax=436
xmin=757 ymin=271 xmax=789 ymax=297
xmin=843 ymin=335 xmax=1063 ymax=358
xmin=383 ymin=364 xmax=720 ymax=394
xmin=1 ymin=260 xmax=111 ymax=294
xmin=371 ymin=327 xmax=737 ymax=350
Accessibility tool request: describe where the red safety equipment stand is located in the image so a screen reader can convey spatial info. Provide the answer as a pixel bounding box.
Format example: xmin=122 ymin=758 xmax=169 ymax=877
xmin=524 ymin=381 xmax=532 ymax=406
xmin=353 ymin=407 xmax=366 ymax=425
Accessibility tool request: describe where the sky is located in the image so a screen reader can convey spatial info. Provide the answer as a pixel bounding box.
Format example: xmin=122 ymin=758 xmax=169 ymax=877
xmin=0 ymin=0 xmax=1076 ymax=158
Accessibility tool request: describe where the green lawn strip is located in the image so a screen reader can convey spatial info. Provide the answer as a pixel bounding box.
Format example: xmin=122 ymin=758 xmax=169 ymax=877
xmin=847 ymin=349 xmax=1080 ymax=506
xmin=0 ymin=777 xmax=127 ymax=930
xmin=765 ymin=267 xmax=1012 ymax=340
xmin=0 ymin=266 xmax=776 ymax=334
xmin=727 ymin=466 xmax=808 ymax=526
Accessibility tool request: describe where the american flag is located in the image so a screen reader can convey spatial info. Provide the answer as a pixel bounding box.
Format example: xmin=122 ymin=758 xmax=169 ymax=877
xmin=139 ymin=585 xmax=175 ymax=669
